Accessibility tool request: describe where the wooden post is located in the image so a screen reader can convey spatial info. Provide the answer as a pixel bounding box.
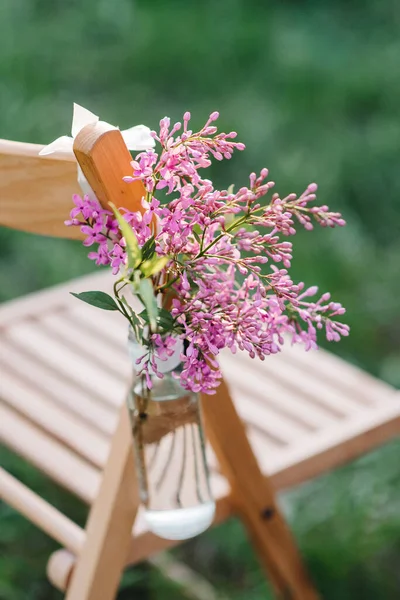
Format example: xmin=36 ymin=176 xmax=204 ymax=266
xmin=72 ymin=121 xmax=145 ymax=214
xmin=202 ymin=379 xmax=319 ymax=600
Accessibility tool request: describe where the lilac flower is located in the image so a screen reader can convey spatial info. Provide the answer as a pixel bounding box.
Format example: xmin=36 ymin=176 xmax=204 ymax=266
xmin=67 ymin=110 xmax=349 ymax=394
xmin=110 ymin=244 xmax=126 ymax=274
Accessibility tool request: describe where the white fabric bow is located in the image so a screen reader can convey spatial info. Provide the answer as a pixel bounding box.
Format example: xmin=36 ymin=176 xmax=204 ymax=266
xmin=39 ymin=103 xmax=155 ymax=200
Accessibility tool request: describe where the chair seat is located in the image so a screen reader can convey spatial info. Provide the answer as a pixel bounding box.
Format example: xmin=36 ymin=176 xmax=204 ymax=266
xmin=1 ymin=271 xmax=399 ymax=562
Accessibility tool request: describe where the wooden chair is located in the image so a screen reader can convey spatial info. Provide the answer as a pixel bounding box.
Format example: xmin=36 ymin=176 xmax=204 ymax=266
xmin=0 ymin=127 xmax=399 ymax=600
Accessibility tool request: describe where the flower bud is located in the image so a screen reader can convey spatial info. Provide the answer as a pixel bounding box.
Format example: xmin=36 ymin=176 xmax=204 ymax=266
xmin=305 ymin=285 xmax=318 ymax=296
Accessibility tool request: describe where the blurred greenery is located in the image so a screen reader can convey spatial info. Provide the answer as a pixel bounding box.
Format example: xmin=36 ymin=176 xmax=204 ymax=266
xmin=0 ymin=0 xmax=399 ymax=598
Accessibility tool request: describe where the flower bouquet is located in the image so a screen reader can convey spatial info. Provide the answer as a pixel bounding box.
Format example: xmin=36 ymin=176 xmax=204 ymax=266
xmin=66 ymin=109 xmax=349 ymax=539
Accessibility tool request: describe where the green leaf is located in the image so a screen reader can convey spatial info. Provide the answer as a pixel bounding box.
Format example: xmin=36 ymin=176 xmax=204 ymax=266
xmin=140 ymin=255 xmax=169 ymax=278
xmin=140 ymin=307 xmax=175 ymax=333
xmin=141 ymin=236 xmax=156 ymax=261
xmin=70 ymin=291 xmax=119 ymax=311
xmin=157 ymin=307 xmax=175 ymax=330
xmin=109 ymin=203 xmax=142 ymax=269
xmin=132 ymin=269 xmax=142 ymax=291
xmin=138 ymin=278 xmax=158 ymax=330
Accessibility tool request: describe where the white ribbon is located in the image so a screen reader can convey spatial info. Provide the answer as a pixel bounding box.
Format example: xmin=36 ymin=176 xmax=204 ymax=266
xmin=39 ymin=103 xmax=155 ymax=201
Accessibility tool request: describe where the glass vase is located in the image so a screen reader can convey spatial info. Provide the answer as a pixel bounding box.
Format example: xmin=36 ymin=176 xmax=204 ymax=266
xmin=126 ymin=332 xmax=215 ymax=541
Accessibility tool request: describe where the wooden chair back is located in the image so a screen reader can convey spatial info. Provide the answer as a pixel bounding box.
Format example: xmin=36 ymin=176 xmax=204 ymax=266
xmin=0 ymin=125 xmax=145 ymax=237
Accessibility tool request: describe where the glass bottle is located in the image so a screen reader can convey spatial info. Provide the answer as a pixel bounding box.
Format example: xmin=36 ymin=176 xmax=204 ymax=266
xmin=126 ymin=331 xmax=215 ymax=541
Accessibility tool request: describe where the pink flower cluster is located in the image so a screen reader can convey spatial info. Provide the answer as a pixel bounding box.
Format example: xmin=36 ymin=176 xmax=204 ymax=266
xmin=67 ymin=111 xmax=349 ymax=394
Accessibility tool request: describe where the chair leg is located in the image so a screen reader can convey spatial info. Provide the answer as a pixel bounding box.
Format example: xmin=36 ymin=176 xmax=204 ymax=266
xmin=202 ymin=379 xmax=320 ymax=600
xmin=65 ymin=403 xmax=139 ymax=600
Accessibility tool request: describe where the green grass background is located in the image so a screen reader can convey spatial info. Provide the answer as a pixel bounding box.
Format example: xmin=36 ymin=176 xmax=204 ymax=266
xmin=0 ymin=0 xmax=399 ymax=598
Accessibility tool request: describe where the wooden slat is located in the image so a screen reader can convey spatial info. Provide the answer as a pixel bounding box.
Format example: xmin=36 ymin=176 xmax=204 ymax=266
xmin=39 ymin=312 xmax=130 ymax=380
xmin=0 ymin=139 xmax=74 ymax=160
xmin=0 ymin=338 xmax=117 ymax=436
xmin=245 ymin=416 xmax=289 ymax=450
xmin=222 ymin=360 xmax=334 ymax=430
xmin=0 ymin=468 xmax=85 ymax=554
xmin=64 ymin=308 xmax=128 ymax=350
xmin=205 ymin=424 xmax=281 ymax=478
xmin=5 ymin=322 xmax=126 ymax=407
xmin=0 ymin=367 xmax=109 ymax=468
xmin=283 ymin=342 xmax=395 ymax=406
xmin=67 ymin=305 xmax=129 ymax=351
xmin=0 ymin=403 xmax=100 ymax=504
xmin=0 ymin=271 xmax=113 ymax=326
xmin=233 ymin=388 xmax=308 ymax=444
xmin=237 ymin=349 xmax=363 ymax=417
xmin=239 ymin=427 xmax=288 ymax=475
xmin=269 ymin=402 xmax=400 ymax=490
xmin=240 ymin=346 xmax=398 ymax=413
xmin=0 ymin=139 xmax=82 ymax=238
